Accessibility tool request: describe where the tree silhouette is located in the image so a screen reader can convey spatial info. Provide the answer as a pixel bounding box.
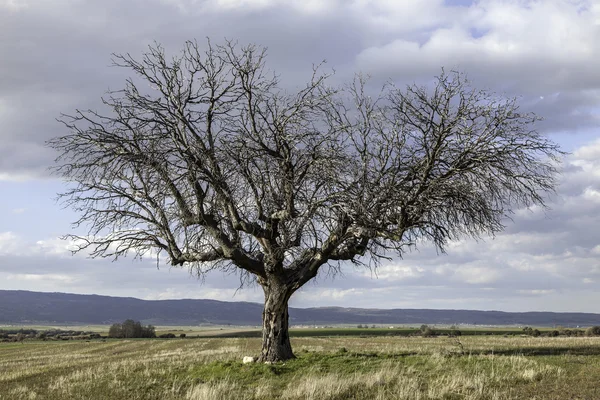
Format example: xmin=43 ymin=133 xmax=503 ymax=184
xmin=49 ymin=40 xmax=563 ymax=361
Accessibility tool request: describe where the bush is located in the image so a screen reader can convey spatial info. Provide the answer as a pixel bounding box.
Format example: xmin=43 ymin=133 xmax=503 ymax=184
xmin=422 ymin=328 xmax=435 ymax=337
xmin=159 ymin=333 xmax=176 ymax=339
xmin=585 ymin=326 xmax=600 ymax=336
xmin=420 ymin=325 xmax=436 ymax=337
xmin=449 ymin=325 xmax=462 ymax=337
xmin=522 ymin=327 xmax=541 ymax=337
xmin=179 ymin=333 xmax=186 ymax=338
xmin=108 ymin=320 xmax=156 ymax=338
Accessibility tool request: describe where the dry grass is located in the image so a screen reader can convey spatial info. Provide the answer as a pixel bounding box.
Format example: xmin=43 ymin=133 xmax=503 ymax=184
xmin=1 ymin=335 xmax=599 ymax=399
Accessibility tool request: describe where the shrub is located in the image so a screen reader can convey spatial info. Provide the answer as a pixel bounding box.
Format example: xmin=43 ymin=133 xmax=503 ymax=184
xmin=522 ymin=327 xmax=541 ymax=337
xmin=420 ymin=325 xmax=436 ymax=337
xmin=159 ymin=333 xmax=176 ymax=339
xmin=108 ymin=320 xmax=156 ymax=338
xmin=585 ymin=326 xmax=600 ymax=336
xmin=449 ymin=325 xmax=462 ymax=337
xmin=422 ymin=328 xmax=435 ymax=337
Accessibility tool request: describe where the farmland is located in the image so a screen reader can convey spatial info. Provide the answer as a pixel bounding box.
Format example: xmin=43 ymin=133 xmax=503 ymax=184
xmin=2 ymin=332 xmax=600 ymax=399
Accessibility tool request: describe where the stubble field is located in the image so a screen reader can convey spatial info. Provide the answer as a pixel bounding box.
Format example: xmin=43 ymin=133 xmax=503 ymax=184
xmin=2 ymin=335 xmax=600 ymax=399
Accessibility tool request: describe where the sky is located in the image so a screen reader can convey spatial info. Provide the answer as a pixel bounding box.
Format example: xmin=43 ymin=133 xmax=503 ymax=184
xmin=1 ymin=0 xmax=600 ymax=312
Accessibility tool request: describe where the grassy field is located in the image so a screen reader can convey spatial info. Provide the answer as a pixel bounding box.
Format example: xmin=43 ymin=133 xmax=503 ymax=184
xmin=0 ymin=324 xmax=569 ymax=338
xmin=0 ymin=324 xmax=566 ymax=338
xmin=2 ymin=335 xmax=600 ymax=399
xmin=201 ymin=327 xmax=550 ymax=338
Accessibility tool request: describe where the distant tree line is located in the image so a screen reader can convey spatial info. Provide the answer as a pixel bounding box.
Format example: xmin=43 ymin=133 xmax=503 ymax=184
xmin=0 ymin=328 xmax=101 ymax=342
xmin=108 ymin=319 xmax=156 ymax=338
xmin=2 ymin=325 xmax=600 ymax=342
xmin=523 ymin=326 xmax=600 ymax=338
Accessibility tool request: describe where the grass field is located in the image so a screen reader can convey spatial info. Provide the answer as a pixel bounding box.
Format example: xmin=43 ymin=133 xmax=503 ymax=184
xmin=2 ymin=325 xmax=558 ymax=340
xmin=199 ymin=327 xmax=550 ymax=338
xmin=2 ymin=335 xmax=600 ymax=399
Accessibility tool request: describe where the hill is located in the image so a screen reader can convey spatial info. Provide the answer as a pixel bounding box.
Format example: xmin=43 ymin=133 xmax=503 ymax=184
xmin=1 ymin=290 xmax=599 ymax=327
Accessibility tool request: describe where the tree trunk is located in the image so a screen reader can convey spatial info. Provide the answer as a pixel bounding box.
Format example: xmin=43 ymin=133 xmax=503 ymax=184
xmin=259 ymin=283 xmax=295 ymax=362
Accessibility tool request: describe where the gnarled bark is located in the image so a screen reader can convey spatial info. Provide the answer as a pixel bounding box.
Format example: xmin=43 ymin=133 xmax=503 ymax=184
xmin=259 ymin=283 xmax=295 ymax=362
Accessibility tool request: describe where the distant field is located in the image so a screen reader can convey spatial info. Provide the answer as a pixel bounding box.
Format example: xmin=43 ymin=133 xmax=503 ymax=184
xmin=2 ymin=335 xmax=600 ymax=399
xmin=203 ymin=327 xmax=550 ymax=338
xmin=0 ymin=324 xmax=563 ymax=338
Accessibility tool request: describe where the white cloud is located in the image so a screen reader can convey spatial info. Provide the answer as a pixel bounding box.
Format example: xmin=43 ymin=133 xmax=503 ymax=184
xmin=349 ymin=0 xmax=448 ymax=32
xmin=574 ymin=139 xmax=600 ymax=161
xmin=0 ymin=0 xmax=28 ymax=11
xmin=159 ymin=0 xmax=341 ymax=15
xmin=293 ymin=287 xmax=371 ymax=306
xmin=582 ymin=187 xmax=600 ymax=202
xmin=0 ymin=171 xmax=44 ymax=182
xmin=145 ymin=286 xmax=263 ymax=302
xmin=355 ymin=0 xmax=600 ymax=96
xmin=0 ymin=232 xmax=23 ymax=255
xmin=517 ymin=289 xmax=556 ymax=296
xmin=0 ymin=232 xmax=89 ymax=258
xmin=34 ymin=237 xmax=81 ymax=257
xmin=5 ymin=273 xmax=78 ymax=284
xmin=452 ymin=265 xmax=503 ymax=285
xmin=365 ymin=265 xmax=424 ymax=281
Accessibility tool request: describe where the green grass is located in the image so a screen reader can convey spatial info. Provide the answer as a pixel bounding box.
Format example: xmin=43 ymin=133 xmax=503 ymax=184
xmin=1 ymin=335 xmax=600 ymax=399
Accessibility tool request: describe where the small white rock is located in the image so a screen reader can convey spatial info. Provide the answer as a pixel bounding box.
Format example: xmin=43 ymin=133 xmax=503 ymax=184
xmin=242 ymin=356 xmax=255 ymax=364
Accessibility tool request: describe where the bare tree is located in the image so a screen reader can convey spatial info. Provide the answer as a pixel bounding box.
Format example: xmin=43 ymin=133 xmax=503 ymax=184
xmin=49 ymin=40 xmax=563 ymax=362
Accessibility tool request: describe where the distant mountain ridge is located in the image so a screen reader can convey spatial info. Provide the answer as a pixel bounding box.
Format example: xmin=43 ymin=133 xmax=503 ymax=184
xmin=1 ymin=290 xmax=599 ymax=327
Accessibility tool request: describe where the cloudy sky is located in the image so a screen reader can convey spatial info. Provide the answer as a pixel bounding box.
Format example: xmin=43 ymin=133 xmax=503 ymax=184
xmin=1 ymin=0 xmax=600 ymax=312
